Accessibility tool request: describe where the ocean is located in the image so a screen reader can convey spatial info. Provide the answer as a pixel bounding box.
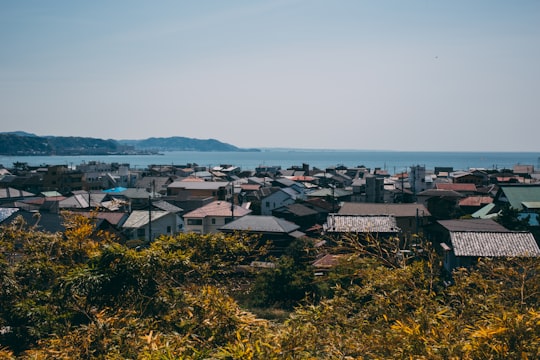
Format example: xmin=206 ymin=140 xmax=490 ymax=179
xmin=1 ymin=149 xmax=539 ymax=174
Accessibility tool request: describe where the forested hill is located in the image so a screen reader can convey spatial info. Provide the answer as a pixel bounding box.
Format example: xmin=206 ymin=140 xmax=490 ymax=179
xmin=0 ymin=133 xmax=256 ymax=155
xmin=118 ymin=136 xmax=258 ymax=152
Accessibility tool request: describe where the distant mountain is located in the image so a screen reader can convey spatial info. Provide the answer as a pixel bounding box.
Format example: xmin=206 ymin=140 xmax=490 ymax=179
xmin=0 ymin=133 xmax=121 ymax=155
xmin=118 ymin=136 xmax=255 ymax=152
xmin=0 ymin=133 xmax=258 ymax=155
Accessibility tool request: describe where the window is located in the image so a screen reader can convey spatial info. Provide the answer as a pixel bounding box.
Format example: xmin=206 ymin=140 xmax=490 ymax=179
xmin=137 ymin=228 xmax=146 ymax=237
xmin=266 ymin=201 xmax=270 ymax=208
xmin=187 ymin=219 xmax=203 ymax=225
xmin=167 ymin=226 xmax=172 ymax=233
xmin=211 ymin=218 xmax=216 ymax=225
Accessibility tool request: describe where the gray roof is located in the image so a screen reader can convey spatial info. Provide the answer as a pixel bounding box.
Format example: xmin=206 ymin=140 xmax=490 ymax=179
xmin=324 ymin=214 xmax=400 ymax=233
xmin=152 ymin=200 xmax=183 ymax=213
xmin=0 ymin=207 xmax=19 ymax=223
xmin=220 ymin=215 xmax=300 ymax=234
xmin=450 ymin=231 xmax=540 ymax=257
xmin=0 ymin=188 xmax=35 ymax=199
xmin=168 ymin=181 xmax=229 ymax=190
xmin=123 ymin=210 xmax=171 ymax=229
xmin=338 ymin=202 xmax=431 ymax=217
xmin=308 ymin=188 xmax=352 ymax=198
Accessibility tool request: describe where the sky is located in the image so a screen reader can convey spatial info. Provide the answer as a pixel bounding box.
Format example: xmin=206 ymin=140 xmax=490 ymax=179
xmin=1 ymin=0 xmax=539 ymax=152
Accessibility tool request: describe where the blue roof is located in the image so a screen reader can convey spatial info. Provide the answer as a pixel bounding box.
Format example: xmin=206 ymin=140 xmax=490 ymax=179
xmin=103 ymin=187 xmax=128 ymax=193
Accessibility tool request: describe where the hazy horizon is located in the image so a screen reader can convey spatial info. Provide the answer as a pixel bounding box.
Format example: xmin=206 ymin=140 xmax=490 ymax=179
xmin=2 ymin=1 xmax=539 ymax=152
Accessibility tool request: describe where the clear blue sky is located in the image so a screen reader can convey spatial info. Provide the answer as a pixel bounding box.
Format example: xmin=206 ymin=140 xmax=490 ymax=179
xmin=1 ymin=0 xmax=539 ymax=151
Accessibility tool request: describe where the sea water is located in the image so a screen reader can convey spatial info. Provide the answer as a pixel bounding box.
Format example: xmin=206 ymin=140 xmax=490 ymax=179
xmin=1 ymin=149 xmax=539 ymax=174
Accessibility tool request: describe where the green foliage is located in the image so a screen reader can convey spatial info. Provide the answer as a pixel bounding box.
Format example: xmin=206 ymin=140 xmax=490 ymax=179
xmin=1 ymin=220 xmax=540 ymax=359
xmin=496 ymin=204 xmax=530 ymax=230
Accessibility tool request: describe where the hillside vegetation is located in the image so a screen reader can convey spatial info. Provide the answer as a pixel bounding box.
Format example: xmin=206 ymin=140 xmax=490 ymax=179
xmin=0 ymin=133 xmax=253 ymax=155
xmin=0 ymin=214 xmax=539 ymax=359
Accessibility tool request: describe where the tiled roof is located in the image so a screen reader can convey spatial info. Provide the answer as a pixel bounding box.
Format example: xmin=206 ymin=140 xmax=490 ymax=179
xmin=338 ymin=203 xmax=431 ymax=217
xmin=450 ymin=231 xmax=540 ymax=257
xmin=183 ymin=200 xmax=251 ymax=218
xmin=324 ymin=215 xmax=400 ymax=233
xmin=220 ymin=215 xmax=299 ymax=234
xmin=438 ymin=218 xmax=508 ymax=232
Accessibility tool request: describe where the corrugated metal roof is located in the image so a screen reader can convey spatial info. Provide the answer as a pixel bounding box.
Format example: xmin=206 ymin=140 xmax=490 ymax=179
xmin=450 ymin=231 xmax=540 ymax=257
xmin=436 ymin=183 xmax=477 ymax=192
xmin=324 ymin=215 xmax=400 ymax=233
xmin=459 ymin=196 xmax=493 ymax=207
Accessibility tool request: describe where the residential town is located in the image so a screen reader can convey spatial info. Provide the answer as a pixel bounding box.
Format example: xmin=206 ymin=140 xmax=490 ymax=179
xmin=1 ymin=160 xmax=540 ymax=273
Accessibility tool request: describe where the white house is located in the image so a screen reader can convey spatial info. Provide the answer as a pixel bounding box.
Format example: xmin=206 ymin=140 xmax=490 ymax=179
xmin=122 ymin=210 xmax=181 ymax=241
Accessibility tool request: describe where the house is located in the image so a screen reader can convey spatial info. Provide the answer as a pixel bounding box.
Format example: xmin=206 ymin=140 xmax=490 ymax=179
xmin=323 ymin=214 xmax=401 ymax=237
xmin=0 ymin=187 xmax=36 ymax=205
xmin=58 ymin=191 xmax=108 ymax=210
xmin=458 ymin=196 xmax=494 ymax=215
xmin=135 ymin=176 xmax=176 ymax=196
xmin=451 ymin=171 xmax=488 ymax=186
xmin=513 ymin=164 xmax=534 ymax=177
xmin=416 ymin=189 xmax=465 ymax=220
xmin=167 ymin=180 xmax=232 ymax=201
xmin=42 ymin=165 xmax=84 ymax=194
xmin=261 ymin=187 xmax=302 ymax=215
xmin=271 ymin=202 xmax=322 ymax=231
xmin=122 ymin=210 xmax=181 ymax=242
xmin=493 ymin=184 xmax=540 ymax=211
xmin=103 ymin=188 xmax=152 ymax=210
xmin=219 ymin=215 xmax=305 ymax=254
xmin=183 ymin=200 xmax=251 ymax=234
xmin=435 ymin=220 xmax=540 ymax=272
xmin=338 ymin=202 xmax=431 ymax=235
xmin=0 ymin=208 xmax=65 ymax=234
xmin=306 ymin=188 xmax=353 ymax=211
xmin=435 ymin=183 xmax=478 ymax=196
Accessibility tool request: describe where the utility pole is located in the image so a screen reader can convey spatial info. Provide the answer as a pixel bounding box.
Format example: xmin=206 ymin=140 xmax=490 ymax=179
xmin=148 ymin=195 xmax=152 ymax=243
xmin=230 ymin=182 xmax=235 ymax=221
